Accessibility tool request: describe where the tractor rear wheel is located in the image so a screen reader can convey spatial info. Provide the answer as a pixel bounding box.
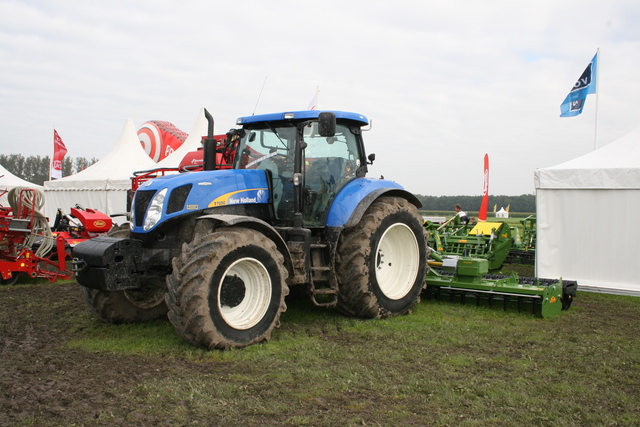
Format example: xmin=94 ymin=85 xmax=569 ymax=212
xmin=166 ymin=227 xmax=288 ymax=349
xmin=81 ymin=223 xmax=168 ymax=323
xmin=336 ymin=196 xmax=427 ymax=318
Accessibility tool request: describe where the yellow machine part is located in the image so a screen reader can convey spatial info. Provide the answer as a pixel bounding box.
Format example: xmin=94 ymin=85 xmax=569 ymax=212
xmin=468 ymin=221 xmax=504 ymax=236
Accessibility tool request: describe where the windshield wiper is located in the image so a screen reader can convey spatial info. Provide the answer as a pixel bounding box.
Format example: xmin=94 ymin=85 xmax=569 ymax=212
xmin=265 ymin=123 xmax=288 ymax=149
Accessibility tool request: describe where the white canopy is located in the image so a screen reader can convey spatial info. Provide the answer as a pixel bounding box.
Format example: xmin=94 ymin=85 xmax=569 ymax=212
xmin=534 ymin=126 xmax=640 ymax=296
xmin=495 ymin=207 xmax=509 ymax=218
xmin=0 ymin=164 xmax=43 ymax=207
xmin=43 ymin=118 xmax=157 ymax=223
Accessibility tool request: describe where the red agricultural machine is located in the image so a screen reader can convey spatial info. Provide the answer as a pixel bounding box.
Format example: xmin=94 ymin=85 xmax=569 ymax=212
xmin=0 ymin=187 xmax=112 ymax=285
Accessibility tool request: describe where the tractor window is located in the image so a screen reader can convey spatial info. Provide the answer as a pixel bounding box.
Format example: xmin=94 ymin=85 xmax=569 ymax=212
xmin=302 ymin=123 xmax=361 ymax=225
xmin=234 ymin=122 xmax=363 ymax=225
xmin=236 ymin=126 xmax=296 ymax=221
xmin=236 ymin=127 xmax=294 ymax=170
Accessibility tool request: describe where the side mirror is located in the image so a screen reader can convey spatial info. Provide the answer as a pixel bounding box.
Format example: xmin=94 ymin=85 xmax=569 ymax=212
xmin=318 ymin=112 xmax=336 ymax=137
xmin=368 ymin=153 xmax=376 ymax=165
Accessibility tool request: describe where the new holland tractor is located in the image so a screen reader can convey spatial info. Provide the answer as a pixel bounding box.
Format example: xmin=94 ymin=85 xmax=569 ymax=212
xmin=72 ymin=110 xmax=428 ymax=349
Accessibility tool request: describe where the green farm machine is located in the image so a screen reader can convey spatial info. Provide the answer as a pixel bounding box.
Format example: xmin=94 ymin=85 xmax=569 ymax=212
xmin=506 ymin=215 xmax=536 ymax=265
xmin=424 ymin=251 xmax=576 ymax=318
xmin=424 ymin=218 xmax=513 ymax=270
xmin=422 ymin=215 xmax=575 ymax=317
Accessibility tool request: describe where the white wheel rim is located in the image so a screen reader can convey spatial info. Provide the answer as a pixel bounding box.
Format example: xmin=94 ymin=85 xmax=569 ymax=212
xmin=218 ymin=257 xmax=272 ymax=330
xmin=375 ymin=223 xmax=420 ymax=300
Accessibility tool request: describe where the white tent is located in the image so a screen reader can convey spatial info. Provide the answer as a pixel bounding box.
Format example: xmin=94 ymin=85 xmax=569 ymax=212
xmin=0 ymin=164 xmax=43 ymax=207
xmin=43 ymin=118 xmax=157 ymax=223
xmin=153 ymin=108 xmax=209 ymax=170
xmin=534 ymin=126 xmax=640 ymax=296
xmin=495 ymin=207 xmax=509 ymax=218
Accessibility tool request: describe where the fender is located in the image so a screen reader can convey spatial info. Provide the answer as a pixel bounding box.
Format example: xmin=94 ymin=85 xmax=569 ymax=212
xmin=195 ymin=213 xmax=294 ymax=277
xmin=326 ymin=178 xmax=422 ymax=228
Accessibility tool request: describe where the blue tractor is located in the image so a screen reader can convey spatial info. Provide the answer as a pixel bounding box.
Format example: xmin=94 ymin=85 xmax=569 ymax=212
xmin=73 ymin=110 xmax=428 ymax=349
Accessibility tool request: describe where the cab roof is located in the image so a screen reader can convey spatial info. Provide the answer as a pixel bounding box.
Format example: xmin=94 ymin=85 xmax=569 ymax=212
xmin=236 ymin=110 xmax=369 ymax=127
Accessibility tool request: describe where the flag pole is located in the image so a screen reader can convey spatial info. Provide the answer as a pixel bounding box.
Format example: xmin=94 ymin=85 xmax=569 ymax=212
xmin=49 ymin=127 xmax=53 ymax=181
xmin=594 ymin=47 xmax=600 ymax=150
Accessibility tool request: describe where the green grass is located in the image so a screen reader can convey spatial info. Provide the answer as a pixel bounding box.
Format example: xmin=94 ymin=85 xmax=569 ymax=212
xmin=63 ymin=289 xmax=640 ymax=426
xmin=3 ymin=276 xmax=638 ymax=426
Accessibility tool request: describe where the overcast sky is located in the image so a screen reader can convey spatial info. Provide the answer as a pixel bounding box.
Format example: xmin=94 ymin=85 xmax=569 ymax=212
xmin=1 ymin=0 xmax=639 ymax=196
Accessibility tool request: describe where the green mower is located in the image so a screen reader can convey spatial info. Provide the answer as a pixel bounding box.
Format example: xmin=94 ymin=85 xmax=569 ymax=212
xmin=424 ymin=251 xmax=576 ymax=318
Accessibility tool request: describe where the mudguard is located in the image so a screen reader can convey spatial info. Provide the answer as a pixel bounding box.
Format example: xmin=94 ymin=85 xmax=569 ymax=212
xmin=194 ymin=214 xmax=294 ymax=278
xmin=325 ymin=178 xmax=422 ymax=228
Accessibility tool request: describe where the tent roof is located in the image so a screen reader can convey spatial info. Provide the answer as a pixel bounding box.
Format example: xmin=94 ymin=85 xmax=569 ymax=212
xmin=0 ymin=164 xmax=43 ymax=206
xmin=44 ymin=118 xmax=157 ymax=190
xmin=535 ymin=126 xmax=640 ymax=189
xmin=153 ymin=108 xmax=209 ymax=170
xmin=0 ymin=163 xmax=42 ymax=189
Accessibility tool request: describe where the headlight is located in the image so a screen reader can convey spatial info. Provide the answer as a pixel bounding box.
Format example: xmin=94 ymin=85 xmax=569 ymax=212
xmin=143 ymin=188 xmax=167 ymax=231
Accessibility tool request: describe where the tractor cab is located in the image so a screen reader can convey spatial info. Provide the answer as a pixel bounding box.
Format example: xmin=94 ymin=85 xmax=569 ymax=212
xmin=234 ymin=111 xmax=370 ymax=226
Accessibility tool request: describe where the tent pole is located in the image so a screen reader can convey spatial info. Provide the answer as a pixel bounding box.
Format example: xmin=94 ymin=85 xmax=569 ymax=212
xmin=594 ymin=47 xmax=600 ymax=150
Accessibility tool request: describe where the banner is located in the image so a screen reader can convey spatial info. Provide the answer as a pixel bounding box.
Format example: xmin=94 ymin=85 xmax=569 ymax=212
xmin=560 ymin=52 xmax=598 ymax=117
xmin=138 ymin=121 xmax=188 ymax=162
xmin=478 ymin=154 xmax=489 ymax=221
xmin=51 ymin=129 xmax=68 ymax=179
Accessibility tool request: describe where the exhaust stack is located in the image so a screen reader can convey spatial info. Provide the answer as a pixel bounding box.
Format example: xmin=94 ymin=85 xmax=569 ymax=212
xmin=203 ymin=108 xmax=216 ymax=171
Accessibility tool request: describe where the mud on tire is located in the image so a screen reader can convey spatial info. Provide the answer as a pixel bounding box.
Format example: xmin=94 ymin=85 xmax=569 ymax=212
xmin=166 ymin=227 xmax=289 ymax=350
xmin=336 ymin=196 xmax=428 ymax=319
xmin=81 ymin=223 xmax=168 ymax=324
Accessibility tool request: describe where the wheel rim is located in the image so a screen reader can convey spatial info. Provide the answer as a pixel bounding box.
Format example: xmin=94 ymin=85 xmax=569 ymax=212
xmin=218 ymin=257 xmax=272 ymax=330
xmin=375 ymin=223 xmax=420 ymax=300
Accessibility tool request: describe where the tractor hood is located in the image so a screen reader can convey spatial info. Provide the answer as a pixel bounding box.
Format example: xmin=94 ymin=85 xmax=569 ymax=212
xmin=130 ymin=169 xmax=270 ymax=233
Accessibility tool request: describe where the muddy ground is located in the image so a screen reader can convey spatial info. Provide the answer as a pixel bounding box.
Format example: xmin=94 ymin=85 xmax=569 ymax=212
xmin=0 ymin=281 xmax=218 ymax=426
xmin=2 ymin=268 xmax=636 ymax=426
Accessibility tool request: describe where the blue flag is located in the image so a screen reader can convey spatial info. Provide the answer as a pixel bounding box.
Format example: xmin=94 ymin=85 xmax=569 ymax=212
xmin=560 ymin=52 xmax=598 ymax=117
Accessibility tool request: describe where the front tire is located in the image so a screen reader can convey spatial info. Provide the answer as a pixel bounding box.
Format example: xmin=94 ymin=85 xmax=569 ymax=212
xmin=166 ymin=227 xmax=289 ymax=349
xmin=336 ymin=196 xmax=428 ymax=318
xmin=81 ymin=223 xmax=168 ymax=323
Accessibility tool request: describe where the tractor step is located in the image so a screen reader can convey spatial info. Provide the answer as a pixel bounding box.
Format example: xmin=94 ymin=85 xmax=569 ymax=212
xmin=307 ymin=243 xmax=338 ymax=308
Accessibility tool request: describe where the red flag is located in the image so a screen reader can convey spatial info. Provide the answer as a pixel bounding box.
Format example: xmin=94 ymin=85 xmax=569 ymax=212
xmin=51 ymin=129 xmax=68 ymax=179
xmin=478 ymin=154 xmax=489 ymax=221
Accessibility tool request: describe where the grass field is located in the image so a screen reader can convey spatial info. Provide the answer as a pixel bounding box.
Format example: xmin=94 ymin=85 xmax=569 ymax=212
xmin=2 ymin=272 xmax=639 ymax=426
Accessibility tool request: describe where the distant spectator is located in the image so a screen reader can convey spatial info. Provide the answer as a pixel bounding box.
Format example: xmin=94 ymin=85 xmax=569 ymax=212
xmin=455 ymin=204 xmax=469 ymax=225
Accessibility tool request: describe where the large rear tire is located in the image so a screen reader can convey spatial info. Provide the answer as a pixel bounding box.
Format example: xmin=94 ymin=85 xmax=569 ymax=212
xmin=81 ymin=223 xmax=168 ymax=323
xmin=166 ymin=227 xmax=289 ymax=349
xmin=336 ymin=196 xmax=427 ymax=318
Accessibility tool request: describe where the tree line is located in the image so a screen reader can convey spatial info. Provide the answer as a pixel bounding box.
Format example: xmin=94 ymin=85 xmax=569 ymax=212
xmin=0 ymin=154 xmax=98 ymax=186
xmin=415 ymin=194 xmax=536 ymax=213
xmin=0 ymin=153 xmax=536 ymax=213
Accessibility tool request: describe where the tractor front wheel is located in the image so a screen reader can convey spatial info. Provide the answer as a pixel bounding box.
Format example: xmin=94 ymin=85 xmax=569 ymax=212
xmin=166 ymin=227 xmax=288 ymax=349
xmin=80 ymin=223 xmax=168 ymax=323
xmin=336 ymin=196 xmax=428 ymax=318
xmin=82 ymin=286 xmax=168 ymax=323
